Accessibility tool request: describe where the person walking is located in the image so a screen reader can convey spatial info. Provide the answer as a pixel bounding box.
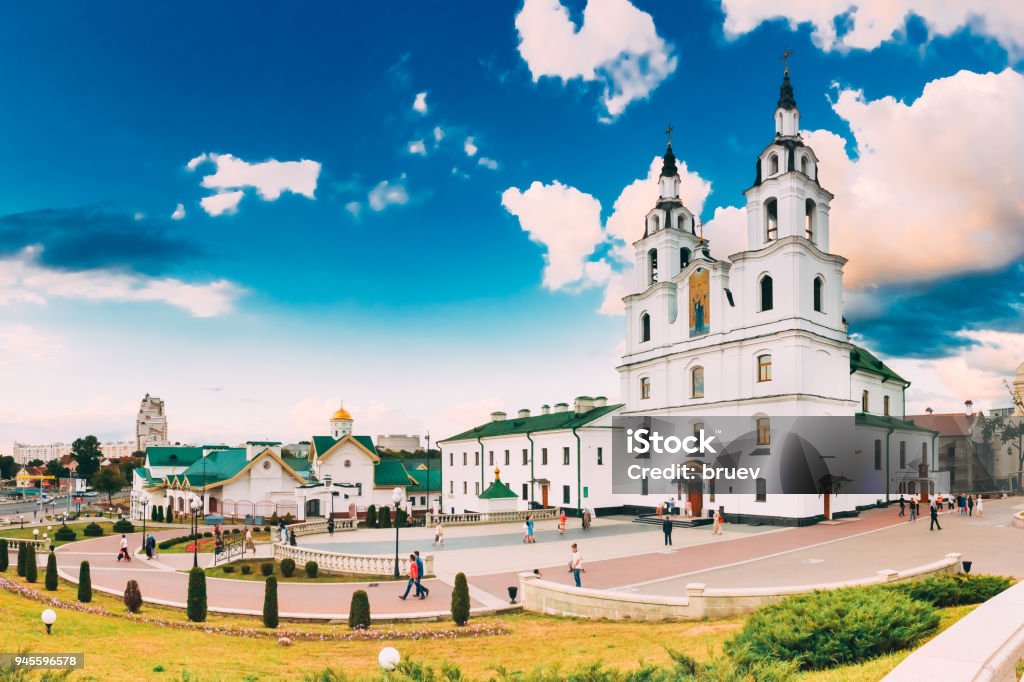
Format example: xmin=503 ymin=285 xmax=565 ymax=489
xmin=569 ymin=543 xmax=582 ymax=587
xmin=414 ymin=550 xmax=429 ymax=599
xmin=327 ymin=518 xmax=335 ymax=537
xmin=898 ymin=495 xmax=906 ymax=517
xmin=909 ymin=498 xmax=917 ymax=522
xmin=118 ymin=534 xmax=131 ymax=562
xmin=948 ymin=495 xmax=955 ymax=511
xmin=967 ymin=495 xmax=975 ymax=516
xmin=144 ymin=532 xmax=153 ymax=559
xmin=527 ymin=516 xmax=535 ymax=543
xmin=558 ymin=510 xmax=567 ymax=535
xmin=929 ymin=501 xmax=942 ymax=530
xmin=582 ymin=508 xmax=592 ymax=531
xmin=662 ymin=516 xmax=673 ymax=546
xmin=522 ymin=518 xmax=530 ymax=544
xmin=146 ymin=533 xmax=157 ymax=559
xmin=712 ymin=508 xmax=723 ymax=535
xmin=958 ymin=494 xmax=967 ymax=516
xmin=399 ymin=553 xmax=419 ymax=600
xmin=976 ymin=496 xmax=985 ymax=516
xmin=244 ymin=527 xmax=256 ymax=555
xmin=434 ymin=521 xmax=445 ymax=546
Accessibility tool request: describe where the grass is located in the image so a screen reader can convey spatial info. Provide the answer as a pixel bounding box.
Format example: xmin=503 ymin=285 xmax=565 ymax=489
xmin=158 ymin=531 xmax=270 ymax=554
xmin=200 ymin=559 xmax=406 ymax=583
xmin=0 ymin=522 xmax=117 ymax=547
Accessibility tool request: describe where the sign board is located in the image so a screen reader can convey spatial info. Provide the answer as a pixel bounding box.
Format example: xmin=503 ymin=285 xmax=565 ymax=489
xmin=75 ymin=478 xmax=87 ymax=492
xmin=73 ymin=496 xmax=83 ymax=504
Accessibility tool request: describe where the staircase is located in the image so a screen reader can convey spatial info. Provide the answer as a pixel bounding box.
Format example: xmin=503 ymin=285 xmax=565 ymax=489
xmin=632 ymin=514 xmax=712 ymax=529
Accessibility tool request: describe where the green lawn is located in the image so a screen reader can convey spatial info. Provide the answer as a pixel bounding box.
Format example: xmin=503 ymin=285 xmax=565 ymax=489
xmin=200 ymin=558 xmax=406 ymax=583
xmin=0 ymin=521 xmax=116 ymax=547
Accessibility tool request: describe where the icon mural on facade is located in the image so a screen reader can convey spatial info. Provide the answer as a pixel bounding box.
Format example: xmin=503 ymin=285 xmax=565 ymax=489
xmin=689 ymin=268 xmax=709 ymax=337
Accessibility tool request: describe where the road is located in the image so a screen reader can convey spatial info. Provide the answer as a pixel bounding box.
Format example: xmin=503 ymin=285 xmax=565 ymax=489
xmin=0 ymin=495 xmax=73 ymax=517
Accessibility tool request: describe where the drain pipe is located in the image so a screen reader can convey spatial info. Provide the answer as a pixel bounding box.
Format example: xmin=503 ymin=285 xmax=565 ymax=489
xmin=572 ymin=426 xmax=582 ymax=516
xmin=885 ymin=425 xmax=895 ymax=504
xmin=476 ymin=435 xmax=486 ymax=498
xmin=525 ymin=431 xmax=535 ymax=508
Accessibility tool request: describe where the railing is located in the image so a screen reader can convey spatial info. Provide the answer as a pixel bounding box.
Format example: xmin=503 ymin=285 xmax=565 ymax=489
xmin=2 ymin=537 xmax=49 ymax=551
xmin=428 ymin=508 xmax=557 ymax=526
xmin=286 ymin=518 xmax=357 ymax=538
xmin=213 ymin=534 xmax=244 ymax=566
xmin=273 ymin=542 xmax=433 ymax=577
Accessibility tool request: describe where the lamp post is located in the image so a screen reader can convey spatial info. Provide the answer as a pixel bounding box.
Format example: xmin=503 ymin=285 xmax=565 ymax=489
xmin=41 ymin=609 xmax=56 ymax=635
xmin=190 ymin=495 xmax=202 ymax=569
xmin=391 ymin=487 xmax=403 ymax=578
xmin=323 ymin=473 xmax=333 ymax=519
xmin=140 ymin=492 xmax=151 ymax=554
xmin=19 ymin=514 xmax=23 ymax=530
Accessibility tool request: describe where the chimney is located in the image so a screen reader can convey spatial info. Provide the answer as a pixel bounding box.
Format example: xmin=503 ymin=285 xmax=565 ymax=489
xmin=594 ymin=396 xmax=607 ymax=408
xmin=541 ymin=404 xmax=550 ymax=415
xmin=554 ymin=402 xmax=568 ymax=413
xmin=517 ymin=408 xmax=531 ymax=419
xmin=925 ymin=407 xmax=933 ymax=415
xmin=490 ymin=411 xmax=507 ymax=422
xmin=574 ymin=396 xmax=595 ymax=414
xmin=965 ymin=400 xmax=974 ymax=416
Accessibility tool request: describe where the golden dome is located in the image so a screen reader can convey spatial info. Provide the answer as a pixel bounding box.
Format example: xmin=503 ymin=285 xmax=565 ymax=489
xmin=330 ymin=404 xmax=352 ymax=421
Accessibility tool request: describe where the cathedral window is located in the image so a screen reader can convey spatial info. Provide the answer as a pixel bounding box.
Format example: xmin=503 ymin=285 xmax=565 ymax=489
xmin=769 ymin=153 xmax=779 ymax=175
xmin=805 ymin=199 xmax=816 ymax=242
xmin=874 ymin=440 xmax=882 ymax=470
xmin=813 ymin=276 xmax=824 ymax=313
xmin=765 ymin=198 xmax=778 ymax=241
xmin=691 ymin=367 xmax=704 ymax=399
xmin=884 ymin=395 xmax=890 ymax=416
xmin=652 ymin=214 xmax=660 ymax=232
xmin=640 ymin=377 xmax=651 ymax=400
xmin=800 ymin=155 xmax=809 ymax=175
xmin=899 ymin=441 xmax=906 ymax=469
xmin=648 ymin=248 xmax=658 ymax=285
xmin=677 ymin=214 xmax=686 ymax=231
xmin=759 ymin=275 xmax=774 ymax=312
xmin=640 ymin=313 xmax=651 ymax=342
xmin=757 ymin=355 xmax=772 ymax=382
xmin=756 ymin=417 xmax=771 ymax=445
xmin=680 ymin=247 xmax=691 ymax=270
xmin=861 ymin=390 xmax=869 ymax=413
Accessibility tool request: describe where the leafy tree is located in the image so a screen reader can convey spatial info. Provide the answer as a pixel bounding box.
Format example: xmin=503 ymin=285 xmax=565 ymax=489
xmin=379 ymin=505 xmax=392 ymax=529
xmin=44 ymin=459 xmax=70 ymax=479
xmin=187 ymin=567 xmax=207 ymax=622
xmin=166 ymin=502 xmax=174 ymax=523
xmin=71 ymin=435 xmax=103 ymax=480
xmin=78 ymin=561 xmax=92 ymax=602
xmin=982 ymin=414 xmax=1024 ymax=490
xmin=451 ymin=572 xmax=470 ymax=626
xmin=91 ymin=467 xmax=128 ymax=507
xmin=348 ymin=590 xmax=371 ymax=630
xmin=44 ymin=551 xmax=58 ymax=590
xmin=263 ymin=577 xmax=279 ymax=628
xmin=17 ymin=543 xmax=26 ymax=577
xmin=26 ymin=459 xmax=45 ymax=468
xmin=0 ymin=455 xmax=18 ymax=479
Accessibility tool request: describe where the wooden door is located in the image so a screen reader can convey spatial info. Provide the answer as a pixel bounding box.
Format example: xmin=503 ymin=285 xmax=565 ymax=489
xmin=824 ymin=492 xmax=831 ymax=520
xmin=687 ymin=480 xmax=703 ymax=517
xmin=541 ymin=485 xmax=549 ymax=508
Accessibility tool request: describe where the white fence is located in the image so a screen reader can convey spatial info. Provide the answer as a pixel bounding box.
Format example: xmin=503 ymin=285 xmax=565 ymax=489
xmin=273 ymin=542 xmax=433 ymax=577
xmin=284 ymin=518 xmax=357 ymax=538
xmin=428 ymin=508 xmax=558 ymax=526
xmin=0 ymin=537 xmax=49 ymax=551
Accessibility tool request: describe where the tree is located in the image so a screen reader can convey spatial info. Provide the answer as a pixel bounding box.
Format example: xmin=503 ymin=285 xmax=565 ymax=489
xmin=982 ymin=414 xmax=1024 ymax=490
xmin=156 ymin=505 xmax=164 ymax=522
xmin=0 ymin=539 xmax=8 ymax=572
xmin=44 ymin=459 xmax=70 ymax=480
xmin=44 ymin=551 xmax=58 ymax=591
xmin=26 ymin=459 xmax=45 ymax=468
xmin=348 ymin=590 xmax=371 ymax=630
xmin=78 ymin=561 xmax=92 ymax=602
xmin=263 ymin=577 xmax=279 ymax=628
xmin=71 ymin=435 xmax=103 ymax=480
xmin=0 ymin=455 xmax=18 ymax=480
xmin=91 ymin=467 xmax=128 ymax=508
xmin=187 ymin=567 xmax=207 ymax=622
xmin=451 ymin=572 xmax=470 ymax=626
xmin=379 ymin=505 xmax=392 ymax=529
xmin=17 ymin=543 xmax=26 ymax=577
xmin=366 ymin=505 xmax=377 ymax=529
xmin=124 ymin=580 xmax=143 ymax=613
xmin=25 ymin=544 xmax=38 ymax=583
xmin=166 ymin=502 xmax=174 ymax=523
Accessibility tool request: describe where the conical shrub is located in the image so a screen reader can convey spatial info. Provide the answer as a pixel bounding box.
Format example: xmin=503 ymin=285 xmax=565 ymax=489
xmin=348 ymin=589 xmax=371 ymax=630
xmin=451 ymin=571 xmax=470 ymax=626
xmin=44 ymin=551 xmax=58 ymax=591
xmin=78 ymin=561 xmax=92 ymax=603
xmin=263 ymin=576 xmax=279 ymax=628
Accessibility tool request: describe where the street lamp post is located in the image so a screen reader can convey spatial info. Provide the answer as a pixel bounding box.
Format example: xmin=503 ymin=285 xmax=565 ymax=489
xmin=19 ymin=514 xmax=24 ymax=530
xmin=140 ymin=492 xmax=151 ymax=555
xmin=190 ymin=495 xmax=202 ymax=569
xmin=323 ymin=473 xmax=333 ymax=519
xmin=391 ymin=487 xmax=403 ymax=578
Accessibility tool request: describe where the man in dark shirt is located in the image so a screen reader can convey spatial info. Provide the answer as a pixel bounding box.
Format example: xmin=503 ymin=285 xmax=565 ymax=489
xmin=662 ymin=517 xmax=673 ymax=546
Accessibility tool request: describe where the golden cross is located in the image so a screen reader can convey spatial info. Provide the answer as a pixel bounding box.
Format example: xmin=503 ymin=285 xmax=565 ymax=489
xmin=665 ymin=123 xmax=674 ymax=143
xmin=780 ymin=48 xmax=793 ymax=75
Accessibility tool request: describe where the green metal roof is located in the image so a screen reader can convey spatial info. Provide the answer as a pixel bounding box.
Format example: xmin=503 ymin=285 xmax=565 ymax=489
xmin=146 ymin=446 xmax=204 ymax=468
xmin=479 ymin=478 xmax=517 ymax=499
xmin=283 ymin=456 xmax=312 ymax=473
xmin=408 ymin=469 xmax=441 ymax=492
xmin=373 ymin=459 xmax=416 ymax=487
xmin=439 ymin=403 xmax=623 ymax=443
xmin=850 ymin=345 xmax=908 ymax=385
xmin=855 ymin=413 xmax=937 ymax=434
xmin=310 ymin=434 xmax=378 ymax=459
xmin=179 ymin=448 xmax=248 ymax=486
xmin=134 ymin=467 xmax=160 ymax=486
xmin=353 ymin=435 xmax=377 ymax=455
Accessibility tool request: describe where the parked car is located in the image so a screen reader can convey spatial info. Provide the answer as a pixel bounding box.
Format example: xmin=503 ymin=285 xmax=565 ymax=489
xmin=83 ymin=491 xmax=99 ymax=498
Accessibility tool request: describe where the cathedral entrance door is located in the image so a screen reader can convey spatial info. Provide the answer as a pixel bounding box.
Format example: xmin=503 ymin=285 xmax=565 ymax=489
xmin=823 ymin=492 xmax=831 ymax=520
xmin=687 ymin=481 xmax=703 ymax=518
xmin=541 ymin=484 xmax=549 ymax=508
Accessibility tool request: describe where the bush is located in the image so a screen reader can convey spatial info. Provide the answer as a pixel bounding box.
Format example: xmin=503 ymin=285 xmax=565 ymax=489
xmin=187 ymin=567 xmax=207 ymax=622
xmin=24 ymin=545 xmax=38 ymax=583
xmin=166 ymin=503 xmax=174 ymax=523
xmin=263 ymin=576 xmax=279 ymax=628
xmin=231 ymin=528 xmax=240 ymax=534
xmin=151 ymin=506 xmax=158 ymax=522
xmin=113 ymin=519 xmax=135 ymax=533
xmin=894 ymin=574 xmax=1012 ymax=607
xmin=263 ymin=525 xmax=271 ymax=532
xmin=54 ymin=525 xmax=76 ymax=541
xmin=280 ymin=558 xmax=296 ymax=577
xmin=726 ymin=587 xmax=939 ymax=671
xmin=78 ymin=561 xmax=92 ymax=603
xmin=223 ymin=565 xmax=236 ymax=573
xmin=16 ymin=543 xmax=25 ymax=577
xmin=348 ymin=590 xmax=371 ymax=630
xmin=366 ymin=505 xmax=377 ymax=529
xmin=395 ymin=508 xmax=408 ymax=528
xmin=0 ymin=539 xmax=7 ymax=572
xmin=304 ymin=561 xmax=319 ymax=579
xmin=379 ymin=506 xmax=392 ymax=529
xmin=260 ymin=561 xmax=274 ymax=577
xmin=451 ymin=572 xmax=470 ymax=626
xmin=44 ymin=551 xmax=58 ymax=591
xmin=241 ymin=564 xmax=252 ymax=575
xmin=124 ymin=579 xmax=143 ymax=613
xmin=83 ymin=522 xmax=104 ymax=537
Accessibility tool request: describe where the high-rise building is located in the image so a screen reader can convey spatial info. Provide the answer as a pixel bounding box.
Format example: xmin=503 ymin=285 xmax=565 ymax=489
xmin=136 ymin=394 xmax=168 ymax=452
xmin=12 ymin=442 xmax=72 ymax=466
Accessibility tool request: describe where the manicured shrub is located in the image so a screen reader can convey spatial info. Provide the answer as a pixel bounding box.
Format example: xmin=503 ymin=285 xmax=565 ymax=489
xmin=726 ymin=587 xmax=939 ymax=671
xmin=186 ymin=567 xmax=207 ymax=622
xmin=280 ymin=558 xmax=296 ymax=577
xmin=16 ymin=543 xmax=26 ymax=577
xmin=222 ymin=565 xmax=236 ymax=573
xmin=112 ymin=519 xmax=135 ymax=533
xmin=83 ymin=522 xmax=104 ymax=537
xmin=260 ymin=561 xmax=274 ymax=577
xmin=263 ymin=576 xmax=279 ymax=628
xmin=231 ymin=528 xmax=240 ymax=534
xmin=395 ymin=508 xmax=408 ymax=528
xmin=379 ymin=506 xmax=392 ymax=529
xmin=44 ymin=551 xmax=58 ymax=591
xmin=151 ymin=506 xmax=158 ymax=522
xmin=24 ymin=545 xmax=38 ymax=583
xmin=894 ymin=574 xmax=1012 ymax=608
xmin=78 ymin=561 xmax=92 ymax=603
xmin=263 ymin=525 xmax=271 ymax=532
xmin=348 ymin=590 xmax=371 ymax=630
xmin=241 ymin=564 xmax=252 ymax=575
xmin=166 ymin=503 xmax=174 ymax=523
xmin=203 ymin=531 xmax=213 ymax=538
xmin=124 ymin=579 xmax=143 ymax=613
xmin=366 ymin=505 xmax=377 ymax=529
xmin=54 ymin=525 xmax=76 ymax=541
xmin=451 ymin=571 xmax=470 ymax=626
xmin=304 ymin=561 xmax=319 ymax=579
xmin=0 ymin=539 xmax=7 ymax=572
xmin=156 ymin=506 xmax=164 ymax=522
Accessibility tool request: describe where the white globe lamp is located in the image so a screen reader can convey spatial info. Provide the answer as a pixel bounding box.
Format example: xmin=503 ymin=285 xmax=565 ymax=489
xmin=378 ymin=646 xmax=400 ymax=670
xmin=41 ymin=609 xmax=56 ymax=635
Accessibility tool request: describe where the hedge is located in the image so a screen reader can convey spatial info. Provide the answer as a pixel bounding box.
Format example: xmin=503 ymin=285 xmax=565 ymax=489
xmin=83 ymin=523 xmax=104 ymax=537
xmin=0 ymin=539 xmax=7 ymax=572
xmin=349 ymin=590 xmax=371 ymax=630
xmin=260 ymin=561 xmax=274 ymax=577
xmin=263 ymin=577 xmax=279 ymax=628
xmin=78 ymin=561 xmax=92 ymax=603
xmin=54 ymin=525 xmax=77 ymax=541
xmin=112 ymin=519 xmax=135 ymax=533
xmin=280 ymin=558 xmax=295 ymax=577
xmin=223 ymin=565 xmax=236 ymax=573
xmin=44 ymin=551 xmax=58 ymax=591
xmin=451 ymin=572 xmax=470 ymax=626
xmin=186 ymin=568 xmax=207 ymax=622
xmin=241 ymin=565 xmax=252 ymax=575
xmin=24 ymin=545 xmax=38 ymax=583
xmin=366 ymin=505 xmax=377 ymax=529
xmin=893 ymin=574 xmax=1012 ymax=608
xmin=304 ymin=561 xmax=319 ymax=579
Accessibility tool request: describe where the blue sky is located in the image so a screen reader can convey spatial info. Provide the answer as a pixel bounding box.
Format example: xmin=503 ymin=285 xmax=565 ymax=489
xmin=1 ymin=1 xmax=1022 ymax=447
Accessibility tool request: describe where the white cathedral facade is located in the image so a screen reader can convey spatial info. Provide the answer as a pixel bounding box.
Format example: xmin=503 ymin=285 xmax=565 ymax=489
xmin=440 ymin=71 xmax=941 ymax=525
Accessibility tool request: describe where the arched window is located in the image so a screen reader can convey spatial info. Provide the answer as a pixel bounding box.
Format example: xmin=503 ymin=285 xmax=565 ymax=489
xmin=899 ymin=441 xmax=907 ymax=469
xmin=691 ymin=366 xmax=704 ymax=399
xmin=640 ymin=377 xmax=651 ymax=400
xmin=652 ymin=214 xmax=660 ymax=232
xmin=769 ymin=153 xmax=779 ymax=175
xmin=874 ymin=439 xmax=882 ymax=470
xmin=759 ymin=275 xmax=773 ymax=312
xmin=648 ymin=248 xmax=658 ymax=285
xmin=800 ymin=155 xmax=809 ymax=175
xmin=680 ymin=247 xmax=691 ymax=270
xmin=813 ymin=276 xmax=824 ymax=313
xmin=756 ymin=417 xmax=770 ymax=445
xmin=883 ymin=395 xmax=890 ymax=416
xmin=861 ymin=390 xmax=869 ymax=413
xmin=805 ymin=199 xmax=816 ymax=242
xmin=677 ymin=214 xmax=686 ymax=231
xmin=757 ymin=354 xmax=772 ymax=382
xmin=765 ymin=198 xmax=778 ymax=241
xmin=640 ymin=313 xmax=651 ymax=342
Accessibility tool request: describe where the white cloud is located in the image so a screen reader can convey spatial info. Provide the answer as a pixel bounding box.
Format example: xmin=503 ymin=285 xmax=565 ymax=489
xmin=478 ymin=156 xmax=499 ymax=170
xmin=200 ymin=191 xmax=244 ymax=217
xmin=186 ymin=153 xmax=208 ymax=171
xmin=720 ymin=0 xmax=1024 ymax=55
xmin=0 ymin=324 xmax=62 ymax=370
xmin=368 ymin=176 xmax=410 ymax=212
xmin=451 ymin=167 xmax=470 ymax=180
xmin=408 ymin=140 xmax=427 ymax=156
xmin=433 ymin=126 xmax=445 ymax=143
xmin=344 ymin=201 xmax=362 ymax=218
xmin=133 ymin=212 xmax=145 ymax=221
xmin=0 ymin=246 xmax=243 ymax=318
xmin=171 ymin=203 xmax=186 ymax=221
xmin=515 ymin=0 xmax=677 ymax=119
xmin=413 ymin=91 xmax=428 ymax=114
xmin=464 ymin=136 xmax=478 ymax=157
xmin=700 ymin=205 xmax=746 ymax=262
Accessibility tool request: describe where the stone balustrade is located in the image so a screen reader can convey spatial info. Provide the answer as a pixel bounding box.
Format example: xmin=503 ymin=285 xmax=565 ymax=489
xmin=428 ymin=508 xmax=558 ymax=526
xmin=273 ymin=542 xmax=433 ymax=577
xmin=287 ymin=518 xmax=357 ymax=537
xmin=2 ymin=537 xmax=49 ymax=551
xmin=1013 ymin=511 xmax=1024 ymax=529
xmin=519 ymin=552 xmax=964 ymax=622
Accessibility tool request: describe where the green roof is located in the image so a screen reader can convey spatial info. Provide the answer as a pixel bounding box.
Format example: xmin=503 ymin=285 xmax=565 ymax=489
xmin=353 ymin=435 xmax=377 ymax=455
xmin=855 ymin=413 xmax=937 ymax=434
xmin=850 ymin=345 xmax=908 ymax=385
xmin=283 ymin=456 xmax=312 ymax=473
xmin=440 ymin=403 xmax=623 ymax=443
xmin=179 ymin=448 xmax=248 ymax=486
xmin=146 ymin=446 xmax=204 ymax=468
xmin=134 ymin=467 xmax=160 ymax=486
xmin=373 ymin=459 xmax=416 ymax=487
xmin=310 ymin=434 xmax=378 ymax=459
xmin=479 ymin=477 xmax=517 ymax=499
xmin=408 ymin=468 xmax=441 ymax=492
